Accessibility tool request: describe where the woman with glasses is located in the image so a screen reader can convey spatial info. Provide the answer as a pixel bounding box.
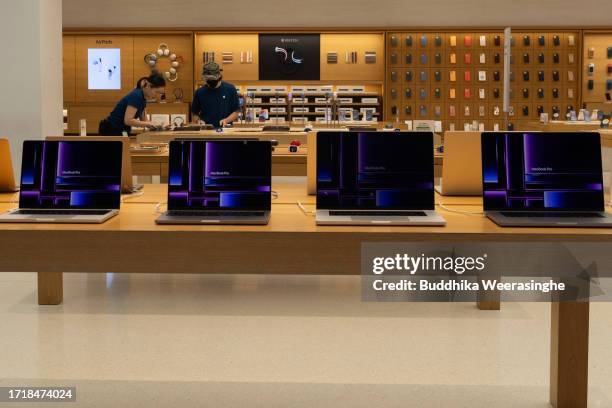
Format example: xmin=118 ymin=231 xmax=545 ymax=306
xmin=99 ymin=71 xmax=166 ymax=136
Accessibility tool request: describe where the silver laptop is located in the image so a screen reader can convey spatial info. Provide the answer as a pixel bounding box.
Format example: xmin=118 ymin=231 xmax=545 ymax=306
xmin=156 ymin=140 xmax=271 ymax=225
xmin=0 ymin=140 xmax=122 ymax=224
xmin=435 ymin=131 xmax=482 ymax=196
xmin=482 ymin=132 xmax=612 ymax=227
xmin=316 ymin=131 xmax=446 ymax=226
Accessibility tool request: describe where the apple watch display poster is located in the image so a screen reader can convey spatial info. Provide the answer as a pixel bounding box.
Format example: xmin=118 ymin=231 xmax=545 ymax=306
xmin=258 ymin=34 xmax=320 ymax=80
xmin=88 ymin=48 xmax=121 ymax=90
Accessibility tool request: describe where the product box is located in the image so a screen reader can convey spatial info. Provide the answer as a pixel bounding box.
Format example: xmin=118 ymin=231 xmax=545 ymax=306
xmin=361 ymin=98 xmax=378 ymax=104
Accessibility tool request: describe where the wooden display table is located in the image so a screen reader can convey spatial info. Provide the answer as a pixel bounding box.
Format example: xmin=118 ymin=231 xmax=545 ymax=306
xmin=0 ymin=181 xmax=608 ymax=407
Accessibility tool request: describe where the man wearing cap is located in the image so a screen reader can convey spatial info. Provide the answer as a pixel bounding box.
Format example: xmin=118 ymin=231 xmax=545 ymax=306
xmin=191 ymin=62 xmax=240 ymax=128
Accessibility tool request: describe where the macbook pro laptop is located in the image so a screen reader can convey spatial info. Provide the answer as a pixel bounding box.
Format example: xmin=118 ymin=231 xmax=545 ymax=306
xmin=47 ymin=136 xmax=142 ymax=194
xmin=0 ymin=138 xmax=17 ymax=192
xmin=482 ymin=132 xmax=612 ymax=227
xmin=435 ymin=131 xmax=482 ymax=196
xmin=156 ymin=139 xmax=272 ymax=225
xmin=0 ymin=140 xmax=122 ymax=223
xmin=316 ymin=131 xmax=446 ymax=226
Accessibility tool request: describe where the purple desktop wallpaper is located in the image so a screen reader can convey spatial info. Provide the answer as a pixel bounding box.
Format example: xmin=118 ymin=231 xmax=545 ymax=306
xmin=167 ymin=141 xmax=271 ymax=210
xmin=317 ymin=132 xmax=434 ymax=210
xmin=482 ymin=132 xmax=604 ymax=211
xmin=19 ymin=141 xmax=122 ymax=209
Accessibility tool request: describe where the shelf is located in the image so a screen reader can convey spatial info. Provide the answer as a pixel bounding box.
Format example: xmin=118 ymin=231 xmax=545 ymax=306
xmin=248 ymin=102 xmax=380 ymax=107
xmin=240 ymin=91 xmax=380 ymax=97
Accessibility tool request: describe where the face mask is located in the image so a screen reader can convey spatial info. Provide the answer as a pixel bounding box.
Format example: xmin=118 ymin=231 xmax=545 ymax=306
xmin=206 ymin=79 xmax=220 ymax=88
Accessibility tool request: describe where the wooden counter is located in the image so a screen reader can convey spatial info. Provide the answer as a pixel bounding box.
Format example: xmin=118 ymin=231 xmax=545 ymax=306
xmin=0 ymin=182 xmax=608 ymax=408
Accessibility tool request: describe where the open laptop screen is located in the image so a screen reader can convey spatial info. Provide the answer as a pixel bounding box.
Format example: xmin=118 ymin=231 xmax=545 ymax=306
xmin=482 ymin=132 xmax=604 ymax=212
xmin=167 ymin=140 xmax=272 ymax=211
xmin=19 ymin=141 xmax=122 ymax=209
xmin=317 ymin=132 xmax=434 ymax=210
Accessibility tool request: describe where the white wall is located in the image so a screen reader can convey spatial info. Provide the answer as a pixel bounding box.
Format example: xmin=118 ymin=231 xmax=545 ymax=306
xmin=0 ymin=0 xmax=63 ymax=176
xmin=62 ymin=0 xmax=612 ymax=28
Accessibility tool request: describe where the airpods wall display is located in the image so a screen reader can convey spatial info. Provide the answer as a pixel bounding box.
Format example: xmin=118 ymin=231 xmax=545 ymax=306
xmin=88 ymin=48 xmax=121 ymax=90
xmin=144 ymin=43 xmax=182 ymax=82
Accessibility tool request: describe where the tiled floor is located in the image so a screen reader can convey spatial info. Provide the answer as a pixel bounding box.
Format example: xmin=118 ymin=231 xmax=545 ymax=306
xmin=0 ymin=272 xmax=611 ymax=407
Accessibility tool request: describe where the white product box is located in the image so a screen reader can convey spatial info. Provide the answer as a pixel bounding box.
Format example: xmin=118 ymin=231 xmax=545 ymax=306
xmin=361 ymin=98 xmax=378 ymax=104
xmin=151 ymin=114 xmax=170 ymax=127
xmin=360 ymin=108 xmax=378 ymax=114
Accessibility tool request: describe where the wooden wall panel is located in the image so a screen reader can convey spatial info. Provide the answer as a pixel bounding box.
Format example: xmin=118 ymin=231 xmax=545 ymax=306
xmin=63 ymin=36 xmax=76 ymax=103
xmin=194 ymin=33 xmax=259 ymax=83
xmin=75 ymin=35 xmax=135 ymax=103
xmin=385 ymin=29 xmax=580 ymax=129
xmin=582 ymin=32 xmax=612 ymax=104
xmin=133 ymin=34 xmax=194 ymax=102
xmin=320 ymin=33 xmax=384 ymax=81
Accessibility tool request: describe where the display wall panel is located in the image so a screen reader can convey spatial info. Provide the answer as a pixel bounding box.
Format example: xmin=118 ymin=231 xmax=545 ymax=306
xmin=133 ymin=34 xmax=194 ymax=102
xmin=74 ymin=35 xmax=135 ymax=103
xmin=384 ymin=30 xmax=580 ymax=129
xmin=320 ymin=33 xmax=384 ymax=81
xmin=194 ymin=33 xmax=260 ymax=83
xmin=582 ymin=32 xmax=612 ymax=104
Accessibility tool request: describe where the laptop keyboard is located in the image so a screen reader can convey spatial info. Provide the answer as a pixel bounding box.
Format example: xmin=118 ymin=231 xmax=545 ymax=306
xmin=329 ymin=211 xmax=427 ymax=217
xmin=167 ymin=211 xmax=266 ymax=217
xmin=16 ymin=209 xmax=111 ymax=216
xmin=500 ymin=212 xmax=604 ymax=218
